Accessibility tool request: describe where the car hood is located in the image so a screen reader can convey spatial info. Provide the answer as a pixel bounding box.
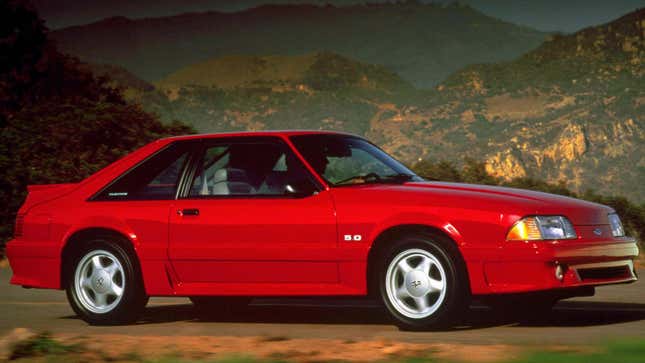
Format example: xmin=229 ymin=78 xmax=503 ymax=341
xmin=399 ymin=181 xmax=613 ymax=226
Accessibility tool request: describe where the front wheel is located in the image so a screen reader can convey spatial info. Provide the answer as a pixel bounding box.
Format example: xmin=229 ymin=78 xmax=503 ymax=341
xmin=379 ymin=235 xmax=470 ymax=330
xmin=66 ymin=241 xmax=148 ymax=325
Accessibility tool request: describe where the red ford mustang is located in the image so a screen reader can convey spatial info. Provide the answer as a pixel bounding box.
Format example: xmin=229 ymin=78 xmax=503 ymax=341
xmin=6 ymin=131 xmax=639 ymax=329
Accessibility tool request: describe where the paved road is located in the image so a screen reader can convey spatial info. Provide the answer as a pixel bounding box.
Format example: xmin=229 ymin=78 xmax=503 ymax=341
xmin=1 ymin=267 xmax=644 ymax=346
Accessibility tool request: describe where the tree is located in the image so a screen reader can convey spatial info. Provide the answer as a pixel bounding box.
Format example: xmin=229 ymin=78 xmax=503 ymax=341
xmin=1 ymin=0 xmax=49 ymax=121
xmin=412 ymin=159 xmax=462 ymax=182
xmin=0 ymin=1 xmax=194 ymax=255
xmin=461 ymin=157 xmax=499 ymax=185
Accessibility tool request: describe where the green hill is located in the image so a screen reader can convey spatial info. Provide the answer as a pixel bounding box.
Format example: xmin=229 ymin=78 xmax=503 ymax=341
xmin=440 ymin=8 xmax=644 ymax=95
xmin=134 ymin=52 xmax=417 ymax=135
xmin=157 ymin=54 xmax=315 ymax=90
xmin=156 ymin=52 xmax=412 ymax=92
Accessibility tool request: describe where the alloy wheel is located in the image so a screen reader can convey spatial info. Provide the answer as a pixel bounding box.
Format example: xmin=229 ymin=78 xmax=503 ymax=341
xmin=385 ymin=248 xmax=447 ymax=319
xmin=74 ymin=250 xmax=125 ymax=314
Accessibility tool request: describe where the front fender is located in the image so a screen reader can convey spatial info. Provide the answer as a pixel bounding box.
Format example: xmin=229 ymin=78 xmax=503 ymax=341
xmin=368 ymin=212 xmax=466 ymax=248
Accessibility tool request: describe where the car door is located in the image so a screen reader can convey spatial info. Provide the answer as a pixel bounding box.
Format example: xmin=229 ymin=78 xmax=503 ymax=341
xmin=90 ymin=140 xmax=196 ymax=263
xmin=168 ymin=136 xmax=339 ymax=290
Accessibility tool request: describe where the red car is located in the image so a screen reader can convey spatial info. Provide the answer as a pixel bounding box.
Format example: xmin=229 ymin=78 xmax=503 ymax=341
xmin=6 ymin=131 xmax=639 ymax=329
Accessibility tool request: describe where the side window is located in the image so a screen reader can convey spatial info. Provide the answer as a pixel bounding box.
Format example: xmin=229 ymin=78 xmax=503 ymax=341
xmin=94 ymin=142 xmax=191 ymax=201
xmin=189 ymin=141 xmax=317 ymax=197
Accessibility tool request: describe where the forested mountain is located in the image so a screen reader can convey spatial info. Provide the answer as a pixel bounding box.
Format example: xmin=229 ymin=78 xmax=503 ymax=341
xmin=100 ymin=9 xmax=645 ymax=202
xmin=50 ymin=2 xmax=546 ymax=88
xmin=385 ymin=8 xmax=644 ymax=201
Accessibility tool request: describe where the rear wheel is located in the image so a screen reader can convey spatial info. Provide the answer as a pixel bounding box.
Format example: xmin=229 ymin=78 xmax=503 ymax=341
xmin=378 ymin=234 xmax=469 ymax=330
xmin=66 ymin=240 xmax=148 ymax=325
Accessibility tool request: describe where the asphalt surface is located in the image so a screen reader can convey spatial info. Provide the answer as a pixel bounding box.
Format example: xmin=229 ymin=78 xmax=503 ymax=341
xmin=1 ymin=267 xmax=644 ymax=346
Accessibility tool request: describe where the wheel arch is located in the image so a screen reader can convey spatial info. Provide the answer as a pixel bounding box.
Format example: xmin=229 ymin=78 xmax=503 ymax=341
xmin=366 ymin=224 xmax=469 ymax=297
xmin=60 ymin=227 xmax=141 ymax=289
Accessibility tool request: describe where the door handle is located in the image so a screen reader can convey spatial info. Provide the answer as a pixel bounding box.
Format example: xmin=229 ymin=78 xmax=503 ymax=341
xmin=177 ymin=208 xmax=200 ymax=216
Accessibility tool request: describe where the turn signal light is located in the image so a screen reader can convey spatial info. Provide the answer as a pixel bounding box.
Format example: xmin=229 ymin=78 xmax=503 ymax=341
xmin=506 ymin=217 xmax=542 ymax=241
xmin=506 ymin=216 xmax=577 ymax=241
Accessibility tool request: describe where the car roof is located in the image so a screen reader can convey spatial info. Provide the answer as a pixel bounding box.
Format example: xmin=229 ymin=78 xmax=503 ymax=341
xmin=160 ymin=130 xmax=362 ymax=142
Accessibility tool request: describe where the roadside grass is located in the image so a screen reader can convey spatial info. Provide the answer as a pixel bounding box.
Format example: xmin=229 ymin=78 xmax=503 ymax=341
xmin=8 ymin=332 xmax=82 ymax=360
xmin=7 ymin=334 xmax=645 ymax=363
xmin=138 ymin=340 xmax=645 ymax=363
xmin=509 ymin=340 xmax=645 ymax=363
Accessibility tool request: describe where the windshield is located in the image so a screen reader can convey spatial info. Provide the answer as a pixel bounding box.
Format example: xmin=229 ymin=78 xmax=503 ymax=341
xmin=290 ymin=134 xmax=422 ymax=186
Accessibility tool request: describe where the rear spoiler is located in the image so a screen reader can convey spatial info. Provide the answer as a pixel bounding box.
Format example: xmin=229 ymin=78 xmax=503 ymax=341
xmin=20 ymin=183 xmax=78 ymax=214
xmin=27 ymin=184 xmax=77 ymax=193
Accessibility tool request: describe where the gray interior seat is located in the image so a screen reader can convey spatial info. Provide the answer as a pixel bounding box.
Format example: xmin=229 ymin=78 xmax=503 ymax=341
xmin=211 ymin=168 xmax=254 ymax=195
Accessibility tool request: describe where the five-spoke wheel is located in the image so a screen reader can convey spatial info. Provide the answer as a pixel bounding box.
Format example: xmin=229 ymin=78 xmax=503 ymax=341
xmin=385 ymin=248 xmax=447 ymax=319
xmin=74 ymin=250 xmax=125 ymax=313
xmin=66 ymin=239 xmax=148 ymax=325
xmin=379 ymin=234 xmax=469 ymax=330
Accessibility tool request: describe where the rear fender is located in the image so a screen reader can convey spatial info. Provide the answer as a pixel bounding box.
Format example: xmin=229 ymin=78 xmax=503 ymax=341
xmin=60 ymin=219 xmax=175 ymax=295
xmin=62 ymin=217 xmax=141 ymax=254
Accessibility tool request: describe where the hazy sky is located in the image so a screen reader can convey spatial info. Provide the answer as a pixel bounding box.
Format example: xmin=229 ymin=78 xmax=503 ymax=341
xmin=33 ymin=0 xmax=645 ymax=32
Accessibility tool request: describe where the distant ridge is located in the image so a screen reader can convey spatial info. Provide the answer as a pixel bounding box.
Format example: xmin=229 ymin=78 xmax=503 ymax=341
xmin=51 ymin=2 xmax=546 ymax=88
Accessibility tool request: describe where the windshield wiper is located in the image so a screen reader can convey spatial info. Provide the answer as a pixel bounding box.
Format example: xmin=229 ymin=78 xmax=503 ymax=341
xmin=381 ymin=173 xmax=416 ymax=183
xmin=334 ymin=173 xmax=416 ymax=186
xmin=335 ymin=172 xmax=382 ymax=186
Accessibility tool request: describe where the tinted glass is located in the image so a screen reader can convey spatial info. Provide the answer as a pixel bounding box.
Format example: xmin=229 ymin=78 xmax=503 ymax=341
xmin=290 ymin=135 xmax=420 ymax=186
xmin=94 ymin=142 xmax=191 ymax=201
xmin=189 ymin=140 xmax=317 ymax=197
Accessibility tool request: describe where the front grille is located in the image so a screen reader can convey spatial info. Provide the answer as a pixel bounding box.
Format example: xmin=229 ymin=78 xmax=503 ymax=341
xmin=577 ymin=265 xmax=632 ymax=281
xmin=14 ymin=215 xmax=24 ymax=237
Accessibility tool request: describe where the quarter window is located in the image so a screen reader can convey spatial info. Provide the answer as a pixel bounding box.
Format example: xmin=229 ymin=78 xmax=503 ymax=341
xmin=94 ymin=142 xmax=191 ymax=201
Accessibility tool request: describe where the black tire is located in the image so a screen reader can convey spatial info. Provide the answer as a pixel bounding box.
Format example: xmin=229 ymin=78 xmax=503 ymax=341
xmin=190 ymin=296 xmax=252 ymax=316
xmin=65 ymin=239 xmax=148 ymax=325
xmin=378 ymin=233 xmax=470 ymax=330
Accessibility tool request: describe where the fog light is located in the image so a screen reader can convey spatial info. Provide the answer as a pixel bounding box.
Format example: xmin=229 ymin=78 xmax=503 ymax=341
xmin=555 ymin=265 xmax=565 ymax=281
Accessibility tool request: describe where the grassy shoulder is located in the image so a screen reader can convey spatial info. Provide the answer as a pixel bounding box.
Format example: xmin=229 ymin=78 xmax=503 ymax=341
xmin=510 ymin=340 xmax=644 ymax=363
xmin=2 ymin=331 xmax=644 ymax=363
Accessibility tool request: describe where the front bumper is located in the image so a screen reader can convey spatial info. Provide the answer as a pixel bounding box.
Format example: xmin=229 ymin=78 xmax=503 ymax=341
xmin=483 ymin=239 xmax=639 ymax=294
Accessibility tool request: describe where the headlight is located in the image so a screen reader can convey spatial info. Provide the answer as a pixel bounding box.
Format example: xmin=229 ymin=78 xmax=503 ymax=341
xmin=507 ymin=216 xmax=577 ymax=241
xmin=608 ymin=213 xmax=625 ymax=237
